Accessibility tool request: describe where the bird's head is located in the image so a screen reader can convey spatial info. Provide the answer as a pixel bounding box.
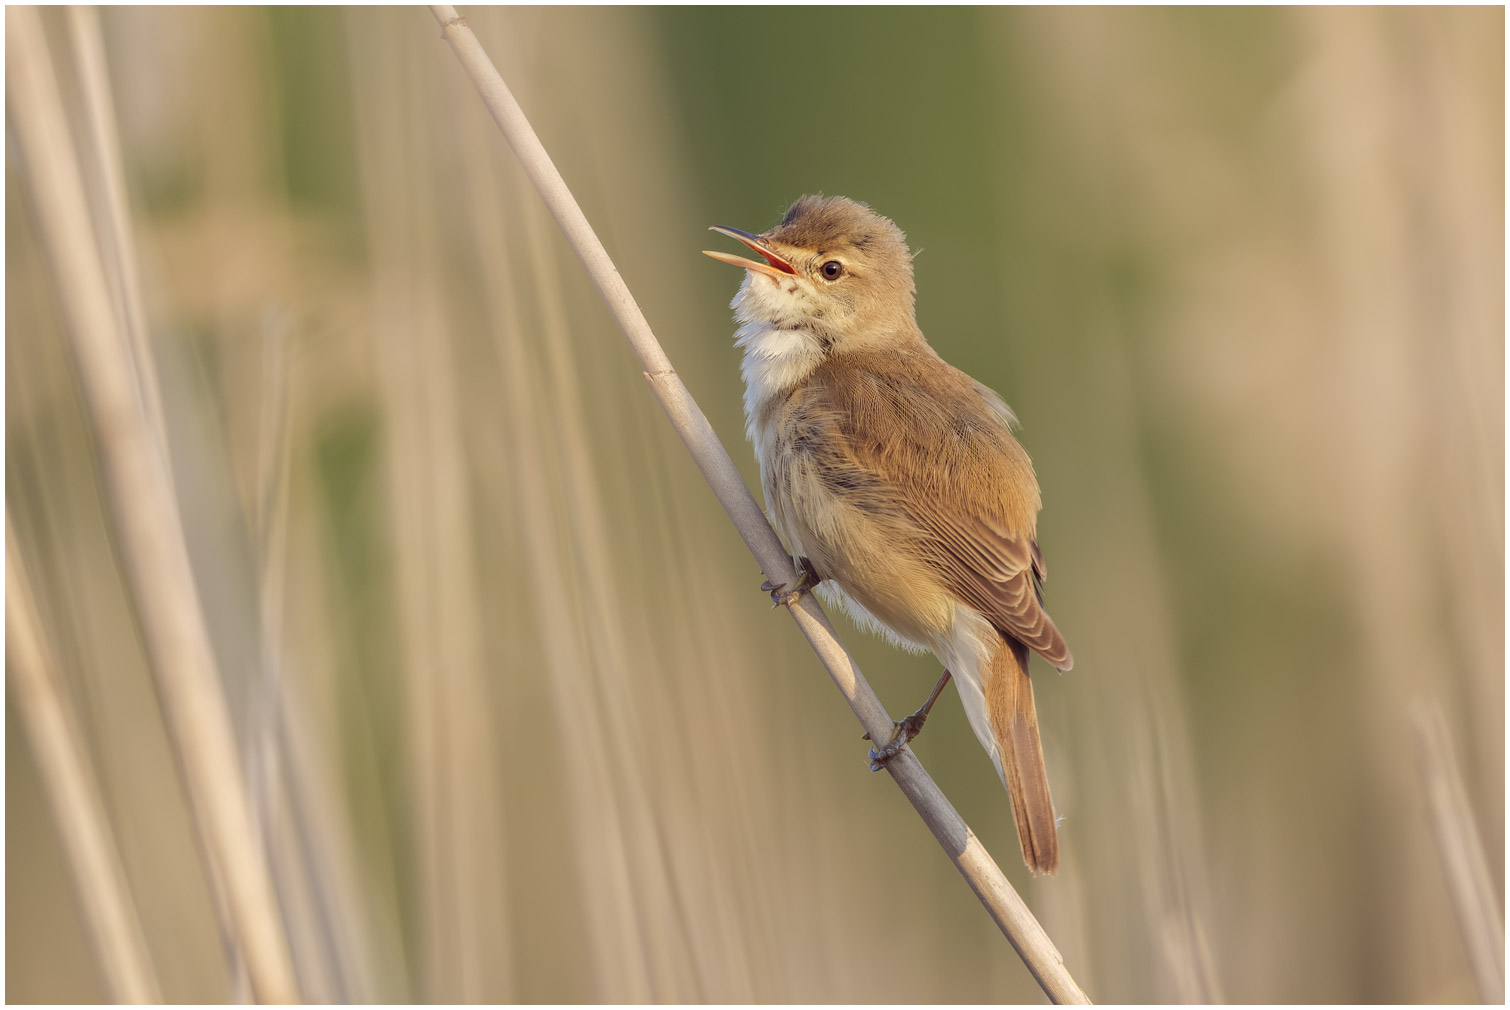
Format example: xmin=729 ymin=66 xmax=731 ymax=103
xmin=704 ymin=195 xmax=918 ymax=351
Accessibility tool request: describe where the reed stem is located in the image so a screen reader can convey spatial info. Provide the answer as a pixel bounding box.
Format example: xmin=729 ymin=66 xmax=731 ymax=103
xmin=6 ymin=519 xmax=163 ymax=1004
xmin=6 ymin=8 xmax=299 ymax=1002
xmin=1413 ymin=704 xmax=1505 ymax=1003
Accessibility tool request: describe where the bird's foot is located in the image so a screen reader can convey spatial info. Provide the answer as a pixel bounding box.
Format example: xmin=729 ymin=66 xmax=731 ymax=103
xmin=862 ymin=670 xmax=953 ymax=770
xmin=760 ymin=557 xmax=820 ymax=609
xmin=864 ymin=710 xmax=931 ymax=770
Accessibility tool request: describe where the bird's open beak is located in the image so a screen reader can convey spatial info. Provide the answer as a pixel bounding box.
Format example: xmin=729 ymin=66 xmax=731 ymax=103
xmin=703 ymin=225 xmax=797 ymax=279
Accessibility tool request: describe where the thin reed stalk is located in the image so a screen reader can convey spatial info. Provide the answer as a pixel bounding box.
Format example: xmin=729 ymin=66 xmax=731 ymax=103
xmin=61 ymin=5 xmax=170 ymax=466
xmin=426 ymin=6 xmax=1090 ymax=1003
xmin=248 ymin=308 xmax=292 ymax=974
xmin=346 ymin=14 xmax=515 ymax=996
xmin=6 ymin=519 xmax=163 ymax=1004
xmin=1412 ymin=704 xmax=1505 ymax=1003
xmin=6 ymin=8 xmax=299 ymax=1002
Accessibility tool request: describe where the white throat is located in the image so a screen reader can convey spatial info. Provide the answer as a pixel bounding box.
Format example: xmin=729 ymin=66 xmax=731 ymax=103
xmin=730 ymin=272 xmax=825 ymax=441
xmin=737 ymin=324 xmax=822 ymax=424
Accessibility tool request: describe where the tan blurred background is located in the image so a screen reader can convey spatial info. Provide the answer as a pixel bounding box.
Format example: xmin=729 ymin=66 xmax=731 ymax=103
xmin=6 ymin=6 xmax=1503 ymax=1003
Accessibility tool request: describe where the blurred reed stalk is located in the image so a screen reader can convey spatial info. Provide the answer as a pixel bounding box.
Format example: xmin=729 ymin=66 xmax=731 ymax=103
xmin=249 ymin=309 xmax=369 ymax=1003
xmin=460 ymin=128 xmax=680 ymax=998
xmin=5 ymin=7 xmax=299 ymax=1002
xmin=6 ymin=518 xmax=163 ymax=1004
xmin=998 ymin=7 xmax=1500 ymax=1000
xmin=1412 ymin=704 xmax=1505 ymax=1003
xmin=987 ymin=14 xmax=1227 ymax=1001
xmin=427 ymin=6 xmax=1089 ymax=1003
xmin=347 ymin=10 xmax=513 ymax=998
xmin=61 ymin=5 xmax=168 ymax=466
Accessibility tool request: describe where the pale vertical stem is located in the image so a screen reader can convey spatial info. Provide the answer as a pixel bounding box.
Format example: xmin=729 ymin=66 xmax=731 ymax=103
xmin=61 ymin=5 xmax=169 ymax=465
xmin=1412 ymin=705 xmax=1505 ymax=1003
xmin=350 ymin=50 xmax=452 ymax=1005
xmin=481 ymin=239 xmax=656 ymax=1001
xmin=247 ymin=309 xmax=291 ymax=922
xmin=425 ymin=6 xmax=1090 ymax=1003
xmin=464 ymin=157 xmax=665 ymax=998
xmin=6 ymin=8 xmax=299 ymax=1003
xmin=516 ymin=194 xmax=705 ymax=998
xmin=1296 ymin=10 xmax=1483 ymax=996
xmin=250 ymin=310 xmax=291 ymax=876
xmin=250 ymin=312 xmax=346 ymax=1000
xmin=347 ymin=11 xmax=510 ymax=997
xmin=6 ymin=519 xmax=163 ymax=1004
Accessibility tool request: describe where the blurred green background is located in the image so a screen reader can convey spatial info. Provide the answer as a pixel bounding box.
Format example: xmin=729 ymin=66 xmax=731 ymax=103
xmin=7 ymin=6 xmax=1503 ymax=1003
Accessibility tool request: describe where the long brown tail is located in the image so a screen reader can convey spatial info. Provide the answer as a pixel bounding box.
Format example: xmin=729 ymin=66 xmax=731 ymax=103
xmin=985 ymin=636 xmax=1059 ymax=874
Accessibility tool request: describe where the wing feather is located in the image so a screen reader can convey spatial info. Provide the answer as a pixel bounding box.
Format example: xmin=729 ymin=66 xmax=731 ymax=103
xmin=818 ymin=349 xmax=1074 ymax=671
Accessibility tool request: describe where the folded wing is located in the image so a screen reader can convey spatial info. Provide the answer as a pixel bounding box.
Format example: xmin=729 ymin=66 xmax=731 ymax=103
xmin=823 ymin=350 xmax=1074 ymax=671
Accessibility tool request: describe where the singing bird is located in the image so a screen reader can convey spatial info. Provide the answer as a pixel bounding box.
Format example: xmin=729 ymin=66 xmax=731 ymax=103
xmin=705 ymin=196 xmax=1074 ymax=874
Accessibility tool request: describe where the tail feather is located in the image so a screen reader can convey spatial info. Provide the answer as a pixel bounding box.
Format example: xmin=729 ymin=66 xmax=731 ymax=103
xmin=985 ymin=637 xmax=1059 ymax=874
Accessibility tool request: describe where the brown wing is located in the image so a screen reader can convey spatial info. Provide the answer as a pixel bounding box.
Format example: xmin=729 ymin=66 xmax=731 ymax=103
xmin=912 ymin=506 xmax=1073 ymax=671
xmin=819 ymin=347 xmax=1074 ymax=671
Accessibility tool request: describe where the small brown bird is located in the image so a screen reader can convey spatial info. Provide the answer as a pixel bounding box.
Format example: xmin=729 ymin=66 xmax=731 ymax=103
xmin=705 ymin=196 xmax=1074 ymax=874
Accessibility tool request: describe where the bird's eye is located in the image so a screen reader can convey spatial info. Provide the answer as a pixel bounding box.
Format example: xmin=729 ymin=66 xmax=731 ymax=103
xmin=821 ymin=260 xmax=844 ymax=280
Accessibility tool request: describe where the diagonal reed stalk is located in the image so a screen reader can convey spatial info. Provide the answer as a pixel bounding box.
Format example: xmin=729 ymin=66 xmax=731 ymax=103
xmin=6 ymin=518 xmax=163 ymax=1005
xmin=1412 ymin=703 xmax=1505 ymax=1003
xmin=6 ymin=8 xmax=299 ymax=1002
xmin=427 ymin=6 xmax=1090 ymax=1003
xmin=62 ymin=5 xmax=170 ymax=467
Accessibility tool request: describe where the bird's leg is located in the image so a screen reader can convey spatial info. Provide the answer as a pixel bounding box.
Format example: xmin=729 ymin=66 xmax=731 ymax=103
xmin=760 ymin=556 xmax=820 ymax=609
xmin=866 ymin=670 xmax=954 ymax=770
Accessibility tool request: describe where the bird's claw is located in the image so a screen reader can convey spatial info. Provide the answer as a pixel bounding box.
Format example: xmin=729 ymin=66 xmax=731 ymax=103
xmin=866 ymin=710 xmax=930 ymax=771
xmin=759 ymin=578 xmax=799 ymax=609
xmin=760 ymin=559 xmax=819 ymax=609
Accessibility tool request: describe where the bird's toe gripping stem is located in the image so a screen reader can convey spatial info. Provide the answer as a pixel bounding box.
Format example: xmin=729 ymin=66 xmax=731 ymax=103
xmin=760 ymin=557 xmax=820 ymax=609
xmin=864 ymin=710 xmax=930 ymax=770
xmin=863 ymin=670 xmax=953 ymax=770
